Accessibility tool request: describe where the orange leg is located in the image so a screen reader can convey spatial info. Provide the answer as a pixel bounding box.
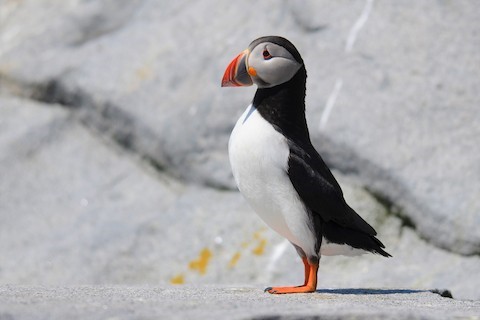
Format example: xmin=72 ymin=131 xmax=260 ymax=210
xmin=265 ymin=258 xmax=319 ymax=294
xmin=302 ymin=257 xmax=309 ymax=286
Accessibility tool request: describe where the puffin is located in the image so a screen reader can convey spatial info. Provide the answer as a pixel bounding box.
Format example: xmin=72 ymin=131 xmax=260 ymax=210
xmin=221 ymin=36 xmax=391 ymax=294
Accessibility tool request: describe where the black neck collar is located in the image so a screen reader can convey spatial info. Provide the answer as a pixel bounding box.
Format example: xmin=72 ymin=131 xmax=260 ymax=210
xmin=253 ymin=66 xmax=310 ymax=144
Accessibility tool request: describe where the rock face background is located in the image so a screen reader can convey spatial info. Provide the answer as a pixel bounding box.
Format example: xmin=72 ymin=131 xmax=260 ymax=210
xmin=1 ymin=0 xmax=479 ymax=300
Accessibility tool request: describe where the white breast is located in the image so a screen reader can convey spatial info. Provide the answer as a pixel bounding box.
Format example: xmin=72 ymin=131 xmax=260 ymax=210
xmin=228 ymin=104 xmax=317 ymax=257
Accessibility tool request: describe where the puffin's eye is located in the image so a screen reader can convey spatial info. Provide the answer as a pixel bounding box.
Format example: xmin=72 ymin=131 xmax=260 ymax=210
xmin=263 ymin=49 xmax=272 ymax=60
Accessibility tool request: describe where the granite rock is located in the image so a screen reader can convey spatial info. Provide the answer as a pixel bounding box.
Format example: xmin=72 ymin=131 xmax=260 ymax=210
xmin=0 ymin=285 xmax=479 ymax=320
xmin=0 ymin=0 xmax=479 ymax=304
xmin=1 ymin=0 xmax=478 ymax=255
xmin=1 ymin=96 xmax=479 ymax=300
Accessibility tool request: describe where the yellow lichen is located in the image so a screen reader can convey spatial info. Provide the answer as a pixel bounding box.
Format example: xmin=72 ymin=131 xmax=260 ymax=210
xmin=170 ymin=273 xmax=185 ymax=285
xmin=228 ymin=252 xmax=242 ymax=268
xmin=252 ymin=238 xmax=267 ymax=256
xmin=188 ymin=248 xmax=212 ymax=275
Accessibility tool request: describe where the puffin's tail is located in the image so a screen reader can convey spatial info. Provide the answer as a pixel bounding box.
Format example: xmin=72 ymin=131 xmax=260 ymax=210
xmin=323 ymin=221 xmax=392 ymax=257
xmin=369 ymin=235 xmax=392 ymax=257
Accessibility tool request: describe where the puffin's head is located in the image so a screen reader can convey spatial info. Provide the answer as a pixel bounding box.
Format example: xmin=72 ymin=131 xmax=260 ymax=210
xmin=221 ymin=36 xmax=303 ymax=89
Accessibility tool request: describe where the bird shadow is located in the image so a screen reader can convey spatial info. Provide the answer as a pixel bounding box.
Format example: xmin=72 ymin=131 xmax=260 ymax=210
xmin=315 ymin=288 xmax=425 ymax=295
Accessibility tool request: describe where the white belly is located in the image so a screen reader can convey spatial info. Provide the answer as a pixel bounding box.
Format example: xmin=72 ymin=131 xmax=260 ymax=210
xmin=228 ymin=105 xmax=317 ymax=257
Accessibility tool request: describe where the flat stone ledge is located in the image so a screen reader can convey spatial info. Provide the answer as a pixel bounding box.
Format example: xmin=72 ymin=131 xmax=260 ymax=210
xmin=0 ymin=285 xmax=478 ymax=320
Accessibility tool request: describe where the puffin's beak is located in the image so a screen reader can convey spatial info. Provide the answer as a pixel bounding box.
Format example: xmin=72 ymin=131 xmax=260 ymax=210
xmin=221 ymin=49 xmax=253 ymax=87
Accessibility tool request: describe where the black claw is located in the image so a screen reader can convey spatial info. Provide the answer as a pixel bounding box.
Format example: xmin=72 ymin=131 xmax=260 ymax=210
xmin=264 ymin=287 xmax=273 ymax=293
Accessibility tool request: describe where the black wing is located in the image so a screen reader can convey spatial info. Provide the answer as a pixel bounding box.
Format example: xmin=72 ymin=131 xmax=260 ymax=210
xmin=287 ymin=140 xmax=377 ymax=236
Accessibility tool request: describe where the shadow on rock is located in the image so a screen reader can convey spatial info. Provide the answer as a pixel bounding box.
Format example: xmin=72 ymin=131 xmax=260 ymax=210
xmin=316 ymin=288 xmax=425 ymax=295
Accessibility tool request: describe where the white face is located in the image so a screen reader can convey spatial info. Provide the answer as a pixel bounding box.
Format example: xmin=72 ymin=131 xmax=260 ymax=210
xmin=247 ymin=42 xmax=302 ymax=88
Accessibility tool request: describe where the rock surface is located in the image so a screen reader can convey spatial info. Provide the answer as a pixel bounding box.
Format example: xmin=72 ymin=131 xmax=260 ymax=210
xmin=1 ymin=285 xmax=479 ymax=320
xmin=2 ymin=0 xmax=479 ymax=255
xmin=0 ymin=0 xmax=479 ymax=308
xmin=1 ymin=96 xmax=479 ymax=301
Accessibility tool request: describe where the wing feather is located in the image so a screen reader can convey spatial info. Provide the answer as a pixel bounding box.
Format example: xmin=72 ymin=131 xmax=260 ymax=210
xmin=287 ymin=141 xmax=377 ymax=236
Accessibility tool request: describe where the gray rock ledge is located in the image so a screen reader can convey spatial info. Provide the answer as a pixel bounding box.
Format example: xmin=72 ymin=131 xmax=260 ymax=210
xmin=0 ymin=285 xmax=479 ymax=320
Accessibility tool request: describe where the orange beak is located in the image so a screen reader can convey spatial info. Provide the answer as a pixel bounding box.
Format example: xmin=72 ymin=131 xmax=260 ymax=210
xmin=221 ymin=49 xmax=253 ymax=87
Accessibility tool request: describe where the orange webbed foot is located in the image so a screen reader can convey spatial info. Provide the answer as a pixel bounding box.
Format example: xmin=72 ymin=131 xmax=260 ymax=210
xmin=264 ymin=259 xmax=319 ymax=294
xmin=265 ymin=285 xmax=316 ymax=294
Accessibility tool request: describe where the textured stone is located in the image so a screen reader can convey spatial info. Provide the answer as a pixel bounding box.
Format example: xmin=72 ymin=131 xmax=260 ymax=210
xmin=1 ymin=0 xmax=478 ymax=255
xmin=0 ymin=96 xmax=478 ymax=300
xmin=0 ymin=0 xmax=479 ymax=305
xmin=0 ymin=286 xmax=479 ymax=320
xmin=0 ymin=96 xmax=181 ymax=284
xmin=304 ymin=0 xmax=480 ymax=256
